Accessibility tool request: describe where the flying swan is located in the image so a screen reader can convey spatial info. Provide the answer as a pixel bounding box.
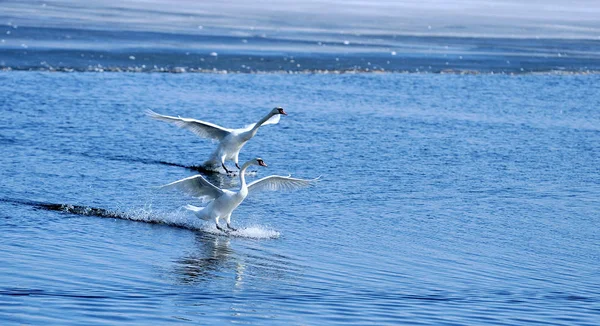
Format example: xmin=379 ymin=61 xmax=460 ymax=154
xmin=160 ymin=158 xmax=317 ymax=232
xmin=147 ymin=107 xmax=287 ymax=173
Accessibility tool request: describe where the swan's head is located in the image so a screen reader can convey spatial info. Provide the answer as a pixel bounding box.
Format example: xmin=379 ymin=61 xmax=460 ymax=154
xmin=255 ymin=158 xmax=268 ymax=167
xmin=272 ymin=107 xmax=287 ymax=116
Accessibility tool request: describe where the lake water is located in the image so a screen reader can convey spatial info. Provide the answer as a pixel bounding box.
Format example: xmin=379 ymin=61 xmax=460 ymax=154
xmin=1 ymin=1 xmax=600 ymax=325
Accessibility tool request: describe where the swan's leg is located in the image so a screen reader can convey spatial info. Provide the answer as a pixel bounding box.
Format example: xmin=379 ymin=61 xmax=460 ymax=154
xmin=218 ymin=153 xmax=233 ymax=174
xmin=225 ymin=214 xmax=237 ymax=231
xmin=221 ymin=163 xmax=232 ymax=174
xmin=234 ymin=153 xmax=241 ymax=170
xmin=214 ymin=216 xmax=228 ymax=233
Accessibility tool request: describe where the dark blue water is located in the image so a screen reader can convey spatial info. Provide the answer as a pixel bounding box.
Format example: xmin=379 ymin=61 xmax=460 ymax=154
xmin=2 ymin=72 xmax=599 ymax=325
xmin=2 ymin=1 xmax=600 ymax=325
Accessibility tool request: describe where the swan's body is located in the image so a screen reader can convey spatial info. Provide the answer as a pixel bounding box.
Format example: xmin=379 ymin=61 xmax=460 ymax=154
xmin=147 ymin=107 xmax=287 ymax=173
xmin=160 ymin=158 xmax=317 ymax=232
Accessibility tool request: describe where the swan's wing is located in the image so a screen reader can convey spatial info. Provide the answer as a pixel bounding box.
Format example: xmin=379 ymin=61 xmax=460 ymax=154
xmin=247 ymin=175 xmax=319 ymax=195
xmin=160 ymin=174 xmax=224 ymax=202
xmin=146 ymin=109 xmax=231 ymax=141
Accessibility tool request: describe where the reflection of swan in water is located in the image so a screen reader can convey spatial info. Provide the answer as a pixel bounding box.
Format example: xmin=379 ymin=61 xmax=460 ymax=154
xmin=173 ymin=232 xmax=297 ymax=287
xmin=147 ymin=107 xmax=287 ymax=174
xmin=174 ymin=233 xmax=244 ymax=286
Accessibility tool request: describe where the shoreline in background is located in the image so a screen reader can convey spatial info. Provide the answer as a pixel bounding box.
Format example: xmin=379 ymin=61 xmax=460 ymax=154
xmin=3 ymin=67 xmax=599 ymax=75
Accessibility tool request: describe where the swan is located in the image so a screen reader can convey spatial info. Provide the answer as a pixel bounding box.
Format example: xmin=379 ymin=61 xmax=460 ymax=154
xmin=160 ymin=158 xmax=317 ymax=232
xmin=147 ymin=107 xmax=287 ymax=173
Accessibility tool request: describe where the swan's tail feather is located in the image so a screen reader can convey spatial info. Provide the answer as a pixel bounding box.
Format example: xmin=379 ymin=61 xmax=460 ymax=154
xmin=184 ymin=204 xmax=211 ymax=220
xmin=184 ymin=204 xmax=202 ymax=212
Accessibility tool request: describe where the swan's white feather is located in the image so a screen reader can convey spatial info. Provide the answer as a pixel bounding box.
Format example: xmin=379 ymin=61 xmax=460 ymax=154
xmin=148 ymin=108 xmax=285 ymax=172
xmin=161 ymin=159 xmax=317 ymax=230
xmin=160 ymin=174 xmax=223 ymax=203
xmin=146 ymin=109 xmax=231 ymax=141
xmin=248 ymin=175 xmax=318 ymax=194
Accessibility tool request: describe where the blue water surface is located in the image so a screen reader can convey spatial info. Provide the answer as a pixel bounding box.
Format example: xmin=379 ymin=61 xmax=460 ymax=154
xmin=1 ymin=71 xmax=599 ymax=325
xmin=1 ymin=0 xmax=600 ymax=324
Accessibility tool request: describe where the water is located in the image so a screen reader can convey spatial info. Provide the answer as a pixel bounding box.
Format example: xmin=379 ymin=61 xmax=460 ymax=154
xmin=1 ymin=1 xmax=600 ymax=325
xmin=2 ymin=71 xmax=599 ymax=325
xmin=1 ymin=0 xmax=600 ymax=73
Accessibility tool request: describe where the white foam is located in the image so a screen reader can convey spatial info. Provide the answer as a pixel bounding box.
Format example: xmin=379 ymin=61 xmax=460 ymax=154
xmin=120 ymin=205 xmax=205 ymax=230
xmin=119 ymin=206 xmax=280 ymax=239
xmin=200 ymin=224 xmax=280 ymax=239
xmin=229 ymin=225 xmax=280 ymax=239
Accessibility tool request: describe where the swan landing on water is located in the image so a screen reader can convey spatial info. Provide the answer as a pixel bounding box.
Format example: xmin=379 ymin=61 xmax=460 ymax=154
xmin=147 ymin=107 xmax=287 ymax=173
xmin=159 ymin=158 xmax=318 ymax=233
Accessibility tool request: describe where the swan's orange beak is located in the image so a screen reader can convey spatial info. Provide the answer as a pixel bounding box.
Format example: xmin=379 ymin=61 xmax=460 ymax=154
xmin=278 ymin=108 xmax=287 ymax=115
xmin=258 ymin=159 xmax=268 ymax=167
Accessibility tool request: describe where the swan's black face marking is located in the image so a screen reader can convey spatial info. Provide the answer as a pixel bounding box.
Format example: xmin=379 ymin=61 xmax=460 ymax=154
xmin=276 ymin=107 xmax=287 ymax=115
xmin=257 ymin=158 xmax=268 ymax=167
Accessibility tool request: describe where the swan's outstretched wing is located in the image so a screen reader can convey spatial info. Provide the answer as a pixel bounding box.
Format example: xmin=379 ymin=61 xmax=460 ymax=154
xmin=147 ymin=110 xmax=231 ymax=141
xmin=247 ymin=175 xmax=318 ymax=195
xmin=160 ymin=174 xmax=224 ymax=202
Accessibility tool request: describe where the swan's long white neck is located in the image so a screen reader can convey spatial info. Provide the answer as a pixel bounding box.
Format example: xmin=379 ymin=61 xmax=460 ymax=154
xmin=238 ymin=161 xmax=255 ymax=189
xmin=251 ymin=111 xmax=276 ymax=133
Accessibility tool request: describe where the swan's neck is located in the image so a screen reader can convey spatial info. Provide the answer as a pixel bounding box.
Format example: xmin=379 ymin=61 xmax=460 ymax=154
xmin=251 ymin=112 xmax=275 ymax=133
xmin=238 ymin=161 xmax=254 ymax=190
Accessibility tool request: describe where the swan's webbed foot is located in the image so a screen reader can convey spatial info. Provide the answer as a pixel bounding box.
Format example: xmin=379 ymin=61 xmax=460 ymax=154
xmin=216 ymin=223 xmax=228 ymax=233
xmin=227 ymin=224 xmax=237 ymax=232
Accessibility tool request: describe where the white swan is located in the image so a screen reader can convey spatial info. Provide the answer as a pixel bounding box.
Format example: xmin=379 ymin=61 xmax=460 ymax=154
xmin=147 ymin=107 xmax=287 ymax=173
xmin=160 ymin=158 xmax=317 ymax=232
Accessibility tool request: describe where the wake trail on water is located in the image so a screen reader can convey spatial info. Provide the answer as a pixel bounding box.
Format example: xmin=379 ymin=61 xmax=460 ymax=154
xmin=71 ymin=151 xmax=261 ymax=176
xmin=0 ymin=198 xmax=279 ymax=239
xmin=76 ymin=151 xmax=210 ymax=172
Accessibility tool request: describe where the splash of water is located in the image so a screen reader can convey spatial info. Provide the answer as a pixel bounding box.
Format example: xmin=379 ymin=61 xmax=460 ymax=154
xmin=122 ymin=207 xmax=282 ymax=238
xmin=54 ymin=202 xmax=280 ymax=239
xmin=0 ymin=197 xmax=281 ymax=239
xmin=203 ymin=224 xmax=281 ymax=239
xmin=119 ymin=205 xmax=205 ymax=230
xmin=125 ymin=207 xmax=281 ymax=238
